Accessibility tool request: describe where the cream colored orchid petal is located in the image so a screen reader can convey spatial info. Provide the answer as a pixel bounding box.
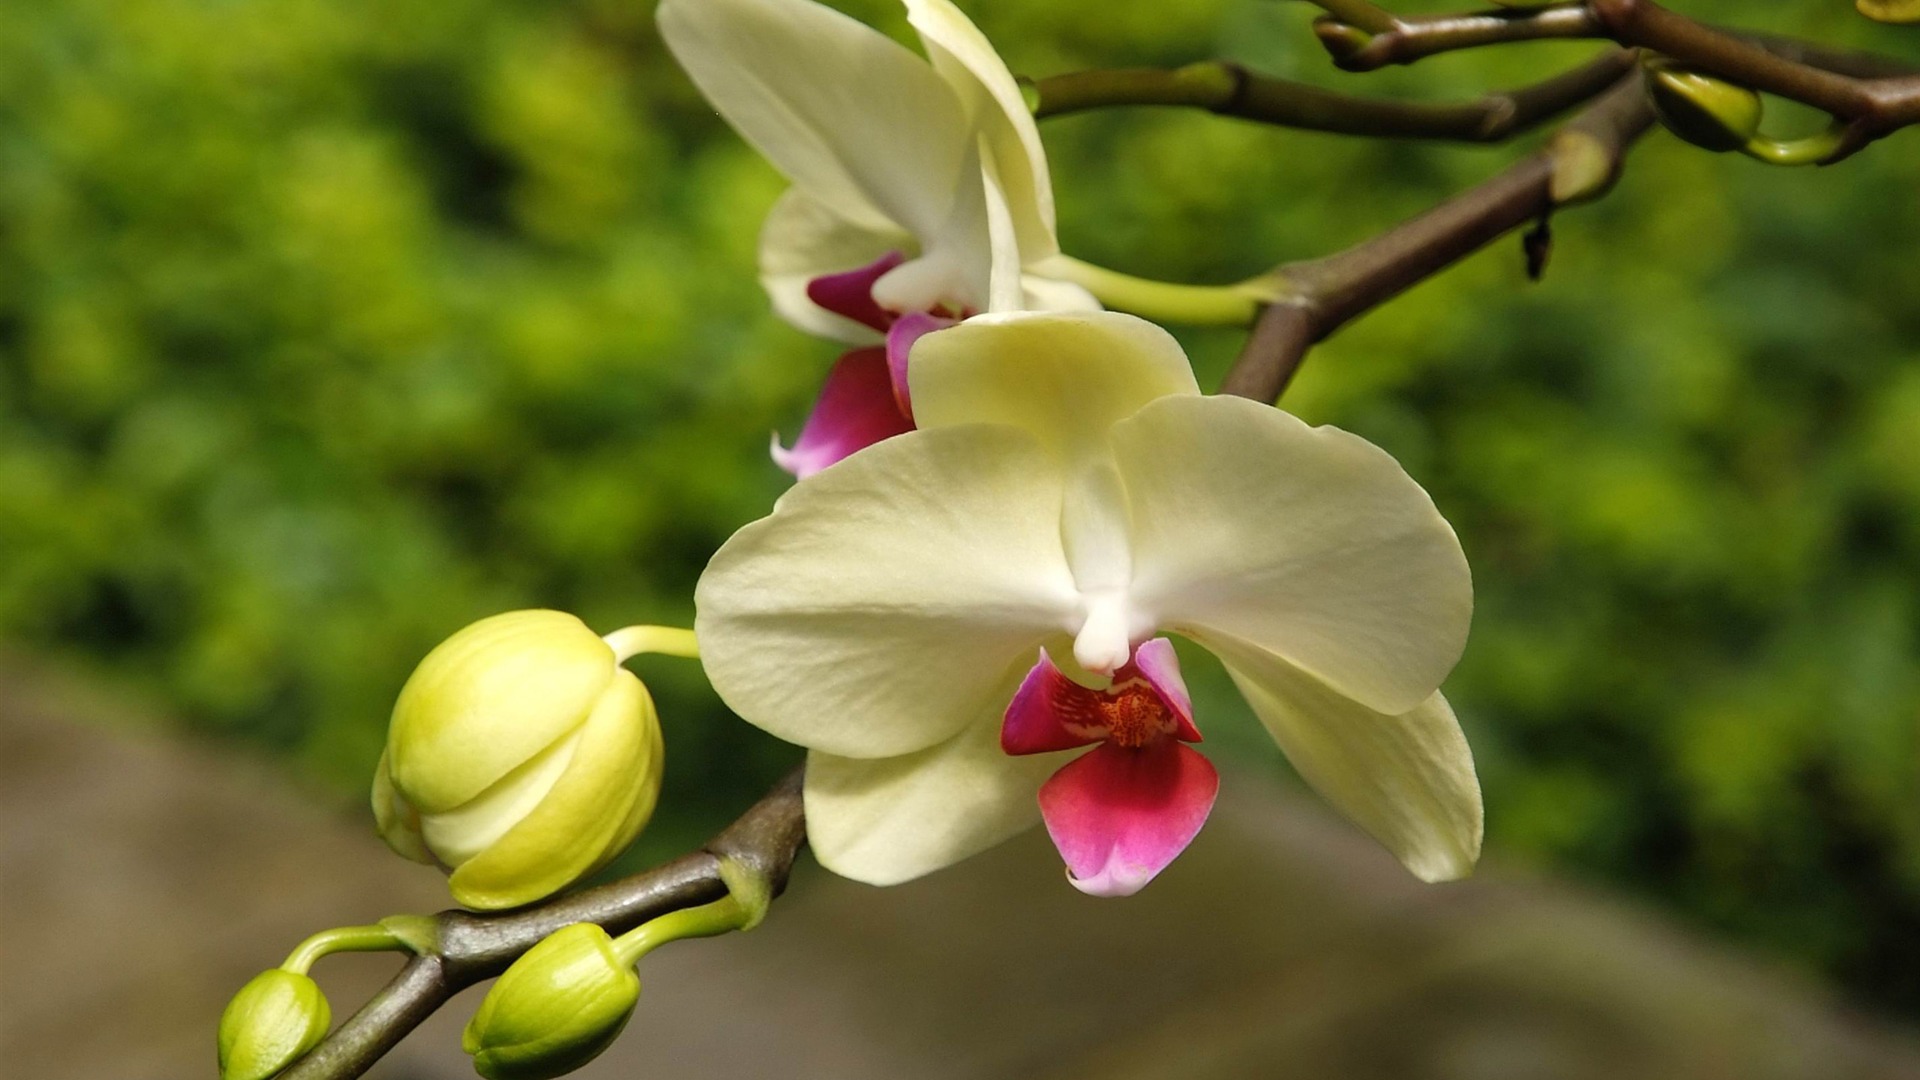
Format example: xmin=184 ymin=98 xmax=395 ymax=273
xmin=760 ymin=189 xmax=911 ymax=343
xmin=658 ymin=0 xmax=973 ymax=244
xmin=871 ymin=141 xmax=995 ymax=315
xmin=805 ymin=712 xmax=1065 ymax=885
xmin=447 ymin=671 xmax=659 ymax=910
xmin=904 ymin=0 xmax=1057 ymax=261
xmin=1213 ymin=639 xmax=1482 ymax=883
xmin=979 ymin=147 xmax=1025 ymax=315
xmin=908 ymin=310 xmax=1199 ymax=458
xmin=1019 ymin=272 xmax=1102 ymax=314
xmin=908 ymin=312 xmax=1198 ymax=624
xmin=1114 ymin=395 xmax=1472 ymax=716
xmin=695 ymin=424 xmax=1080 ymax=759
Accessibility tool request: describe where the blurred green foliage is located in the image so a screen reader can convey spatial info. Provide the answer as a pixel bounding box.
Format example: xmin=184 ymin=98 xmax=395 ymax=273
xmin=2 ymin=0 xmax=1916 ymax=1011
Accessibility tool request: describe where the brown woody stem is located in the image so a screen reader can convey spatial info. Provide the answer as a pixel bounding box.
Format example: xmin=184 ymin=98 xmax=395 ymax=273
xmin=1030 ymin=50 xmax=1635 ymax=142
xmin=1219 ymin=77 xmax=1655 ymax=403
xmin=277 ymin=768 xmax=807 ymax=1080
xmin=1306 ymin=0 xmax=1920 ymax=161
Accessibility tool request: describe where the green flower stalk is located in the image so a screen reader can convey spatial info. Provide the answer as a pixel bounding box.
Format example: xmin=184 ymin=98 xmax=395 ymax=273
xmin=216 ymin=920 xmax=421 ymax=1080
xmin=373 ymin=610 xmax=690 ymax=910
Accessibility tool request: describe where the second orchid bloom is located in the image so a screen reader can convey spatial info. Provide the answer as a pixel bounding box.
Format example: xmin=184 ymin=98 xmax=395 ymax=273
xmin=658 ymin=0 xmax=1098 ymax=477
xmin=696 ymin=310 xmax=1482 ymax=896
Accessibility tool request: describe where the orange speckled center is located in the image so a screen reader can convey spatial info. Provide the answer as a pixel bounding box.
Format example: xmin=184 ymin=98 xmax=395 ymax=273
xmin=1099 ymin=684 xmax=1170 ymax=748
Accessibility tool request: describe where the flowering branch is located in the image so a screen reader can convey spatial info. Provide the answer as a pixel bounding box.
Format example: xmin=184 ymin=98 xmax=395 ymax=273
xmin=1028 ymin=49 xmax=1635 ymax=141
xmin=1220 ymin=75 xmax=1654 ymax=403
xmin=277 ymin=768 xmax=807 ymax=1080
xmin=1305 ymin=0 xmax=1920 ymax=161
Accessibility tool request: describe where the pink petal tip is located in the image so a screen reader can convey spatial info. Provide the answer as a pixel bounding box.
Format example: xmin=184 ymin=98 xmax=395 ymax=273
xmin=772 ymin=348 xmax=914 ymax=478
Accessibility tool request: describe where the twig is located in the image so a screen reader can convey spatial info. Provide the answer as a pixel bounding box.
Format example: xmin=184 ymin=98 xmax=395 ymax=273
xmin=279 ymin=768 xmax=808 ymax=1080
xmin=1030 ymin=50 xmax=1634 ymax=142
xmin=1311 ymin=3 xmax=1607 ymax=69
xmin=1306 ymin=0 xmax=1920 ymax=160
xmin=1219 ymin=76 xmax=1654 ymax=403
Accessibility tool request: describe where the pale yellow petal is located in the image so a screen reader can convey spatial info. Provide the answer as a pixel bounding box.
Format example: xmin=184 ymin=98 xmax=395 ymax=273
xmin=1019 ymin=272 xmax=1101 ymax=314
xmin=907 ymin=310 xmax=1198 ymax=462
xmin=904 ymin=0 xmax=1057 ymax=261
xmin=658 ymin=0 xmax=973 ymax=242
xmin=805 ymin=713 xmax=1063 ymax=885
xmin=871 ymin=141 xmax=994 ymax=315
xmin=759 ymin=188 xmax=910 ymax=343
xmin=1216 ymin=640 xmax=1482 ymax=883
xmin=1114 ymin=395 xmax=1472 ymax=716
xmin=980 ymin=149 xmax=1024 ymax=315
xmin=696 ymin=424 xmax=1079 ymax=759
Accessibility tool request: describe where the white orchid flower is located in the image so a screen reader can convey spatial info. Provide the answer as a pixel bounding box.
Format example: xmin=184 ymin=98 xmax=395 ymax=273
xmin=658 ymin=0 xmax=1098 ymax=477
xmin=695 ymin=311 xmax=1483 ymax=896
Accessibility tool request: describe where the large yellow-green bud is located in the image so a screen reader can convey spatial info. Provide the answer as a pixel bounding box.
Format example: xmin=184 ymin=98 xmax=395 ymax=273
xmin=218 ymin=969 xmax=331 ymax=1080
xmin=373 ymin=610 xmax=666 ymax=910
xmin=1858 ymin=0 xmax=1920 ymax=24
xmin=462 ymin=923 xmax=640 ymax=1080
xmin=1643 ymin=58 xmax=1763 ymax=154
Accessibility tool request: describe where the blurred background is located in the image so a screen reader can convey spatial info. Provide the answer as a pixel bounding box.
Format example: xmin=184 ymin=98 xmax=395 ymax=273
xmin=2 ymin=0 xmax=1918 ymax=1075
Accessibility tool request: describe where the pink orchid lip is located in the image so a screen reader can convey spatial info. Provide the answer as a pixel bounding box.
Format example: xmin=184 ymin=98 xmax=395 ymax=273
xmin=1002 ymin=638 xmax=1218 ymax=896
xmin=805 ymin=252 xmax=906 ymax=333
xmin=1039 ymin=739 xmax=1219 ymax=898
xmin=771 ymin=347 xmax=915 ymax=478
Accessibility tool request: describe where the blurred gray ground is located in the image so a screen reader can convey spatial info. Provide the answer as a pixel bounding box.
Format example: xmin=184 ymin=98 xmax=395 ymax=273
xmin=4 ymin=659 xmax=1918 ymax=1080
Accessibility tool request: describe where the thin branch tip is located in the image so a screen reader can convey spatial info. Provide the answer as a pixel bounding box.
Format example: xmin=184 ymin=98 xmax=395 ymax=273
xmin=1301 ymin=0 xmax=1920 ymax=158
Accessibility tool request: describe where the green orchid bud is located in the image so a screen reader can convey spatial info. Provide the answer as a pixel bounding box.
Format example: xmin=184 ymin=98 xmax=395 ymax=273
xmin=462 ymin=923 xmax=640 ymax=1080
xmin=218 ymin=969 xmax=331 ymax=1080
xmin=374 ymin=610 xmax=667 ymax=910
xmin=1643 ymin=58 xmax=1763 ymax=153
xmin=1858 ymin=0 xmax=1920 ymax=24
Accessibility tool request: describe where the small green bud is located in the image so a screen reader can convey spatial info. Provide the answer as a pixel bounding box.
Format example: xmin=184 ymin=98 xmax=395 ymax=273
xmin=463 ymin=924 xmax=640 ymax=1080
xmin=1858 ymin=0 xmax=1920 ymax=24
xmin=218 ymin=970 xmax=331 ymax=1080
xmin=1643 ymin=58 xmax=1763 ymax=153
xmin=1311 ymin=19 xmax=1373 ymax=64
xmin=1015 ymin=74 xmax=1040 ymax=115
xmin=374 ymin=610 xmax=665 ymax=910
